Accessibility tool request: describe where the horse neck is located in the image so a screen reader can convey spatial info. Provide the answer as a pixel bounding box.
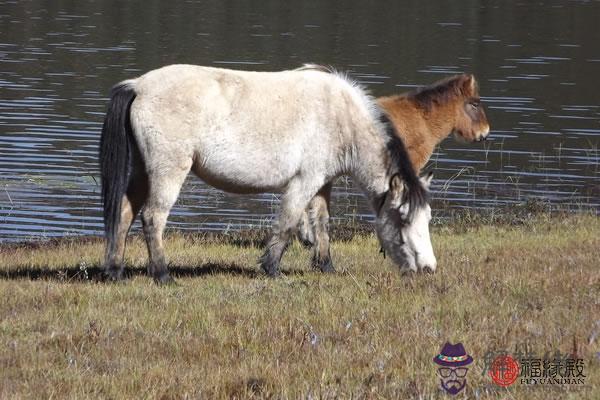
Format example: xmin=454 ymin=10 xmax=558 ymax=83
xmin=348 ymin=121 xmax=395 ymax=205
xmin=378 ymin=95 xmax=457 ymax=171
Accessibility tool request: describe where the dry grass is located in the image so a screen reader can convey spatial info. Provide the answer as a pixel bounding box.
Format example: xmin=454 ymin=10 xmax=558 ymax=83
xmin=0 ymin=215 xmax=598 ymax=399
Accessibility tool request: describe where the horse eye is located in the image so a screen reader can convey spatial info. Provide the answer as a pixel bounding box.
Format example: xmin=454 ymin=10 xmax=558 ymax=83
xmin=470 ymin=100 xmax=480 ymax=108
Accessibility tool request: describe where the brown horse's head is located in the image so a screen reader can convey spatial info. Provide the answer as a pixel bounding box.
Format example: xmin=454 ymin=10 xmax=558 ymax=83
xmin=452 ymin=74 xmax=490 ymax=142
xmin=410 ymin=74 xmax=490 ymax=142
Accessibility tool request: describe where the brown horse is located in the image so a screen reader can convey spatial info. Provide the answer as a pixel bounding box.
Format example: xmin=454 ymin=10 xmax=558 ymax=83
xmin=300 ymin=73 xmax=490 ymax=272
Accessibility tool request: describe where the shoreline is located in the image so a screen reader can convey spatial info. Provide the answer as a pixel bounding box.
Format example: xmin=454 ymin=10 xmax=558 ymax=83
xmin=1 ymin=204 xmax=597 ymax=250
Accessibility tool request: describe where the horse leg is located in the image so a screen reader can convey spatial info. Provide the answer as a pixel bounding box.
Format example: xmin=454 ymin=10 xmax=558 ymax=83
xmin=297 ymin=209 xmax=315 ymax=247
xmin=104 ymin=167 xmax=148 ymax=280
xmin=308 ymin=183 xmax=334 ymax=273
xmin=261 ymin=179 xmax=322 ymax=276
xmin=141 ymin=164 xmax=190 ymax=284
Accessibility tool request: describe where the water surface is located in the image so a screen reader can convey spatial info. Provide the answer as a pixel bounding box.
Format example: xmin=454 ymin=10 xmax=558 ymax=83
xmin=1 ymin=0 xmax=599 ymax=241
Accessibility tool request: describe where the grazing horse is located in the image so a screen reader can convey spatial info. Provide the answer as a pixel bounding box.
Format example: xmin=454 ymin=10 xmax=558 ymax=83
xmin=299 ymin=74 xmax=490 ymax=272
xmin=99 ymin=64 xmax=436 ymax=283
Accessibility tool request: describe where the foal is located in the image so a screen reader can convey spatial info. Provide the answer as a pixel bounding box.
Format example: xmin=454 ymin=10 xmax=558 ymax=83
xmin=300 ymin=74 xmax=490 ymax=272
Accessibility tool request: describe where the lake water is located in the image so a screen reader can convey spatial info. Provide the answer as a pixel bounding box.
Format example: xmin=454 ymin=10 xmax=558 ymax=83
xmin=1 ymin=0 xmax=599 ymax=242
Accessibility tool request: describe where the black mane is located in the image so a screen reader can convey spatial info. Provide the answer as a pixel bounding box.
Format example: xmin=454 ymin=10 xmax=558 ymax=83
xmin=378 ymin=112 xmax=428 ymax=220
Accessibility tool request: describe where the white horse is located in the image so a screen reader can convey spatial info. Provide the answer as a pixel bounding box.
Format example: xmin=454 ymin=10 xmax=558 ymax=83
xmin=99 ymin=64 xmax=436 ymax=283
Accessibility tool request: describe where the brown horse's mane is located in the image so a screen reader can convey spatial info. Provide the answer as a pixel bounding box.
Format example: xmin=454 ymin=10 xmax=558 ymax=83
xmin=405 ymin=74 xmax=477 ymax=111
xmin=298 ymin=68 xmax=478 ymax=112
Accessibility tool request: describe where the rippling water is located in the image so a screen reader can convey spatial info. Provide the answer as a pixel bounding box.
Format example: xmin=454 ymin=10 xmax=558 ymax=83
xmin=1 ymin=0 xmax=599 ymax=241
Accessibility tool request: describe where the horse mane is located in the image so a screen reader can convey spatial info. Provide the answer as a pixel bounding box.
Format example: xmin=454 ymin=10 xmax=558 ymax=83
xmin=407 ymin=74 xmax=477 ymax=111
xmin=297 ymin=64 xmax=428 ymax=219
xmin=377 ymin=111 xmax=429 ymax=220
xmin=295 ymin=63 xmax=336 ymax=73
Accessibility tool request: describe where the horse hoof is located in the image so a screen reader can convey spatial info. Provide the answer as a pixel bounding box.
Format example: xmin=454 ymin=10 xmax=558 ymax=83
xmin=321 ymin=264 xmax=335 ymax=273
xmin=260 ymin=257 xmax=281 ymax=277
xmin=263 ymin=268 xmax=280 ymax=278
xmin=154 ymin=274 xmax=176 ymax=285
xmin=300 ymin=238 xmax=314 ymax=248
xmin=312 ymin=257 xmax=335 ymax=273
xmin=103 ymin=268 xmax=124 ymax=281
xmin=260 ymin=264 xmax=280 ymax=277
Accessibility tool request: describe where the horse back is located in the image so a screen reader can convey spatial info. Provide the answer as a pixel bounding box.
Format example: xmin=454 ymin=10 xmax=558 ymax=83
xmin=131 ymin=64 xmax=362 ymax=137
xmin=127 ymin=65 xmax=378 ymax=192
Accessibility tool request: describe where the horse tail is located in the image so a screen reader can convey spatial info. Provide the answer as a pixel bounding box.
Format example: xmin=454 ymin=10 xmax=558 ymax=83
xmin=99 ymin=80 xmax=137 ymax=248
xmin=380 ymin=113 xmax=428 ymax=220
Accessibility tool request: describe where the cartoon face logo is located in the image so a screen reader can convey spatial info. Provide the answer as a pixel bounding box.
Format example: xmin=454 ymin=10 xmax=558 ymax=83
xmin=433 ymin=342 xmax=473 ymax=395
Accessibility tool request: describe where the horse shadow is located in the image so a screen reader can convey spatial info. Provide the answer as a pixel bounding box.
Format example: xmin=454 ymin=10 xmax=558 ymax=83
xmin=0 ymin=262 xmax=309 ymax=283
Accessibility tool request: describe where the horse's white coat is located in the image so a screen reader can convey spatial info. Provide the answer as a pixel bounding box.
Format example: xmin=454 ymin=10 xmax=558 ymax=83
xmin=120 ymin=64 xmax=434 ymax=272
xmin=129 ymin=65 xmax=384 ymax=193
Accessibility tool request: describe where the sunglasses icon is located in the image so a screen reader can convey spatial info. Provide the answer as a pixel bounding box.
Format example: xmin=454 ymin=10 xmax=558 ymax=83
xmin=438 ymin=367 xmax=468 ymax=378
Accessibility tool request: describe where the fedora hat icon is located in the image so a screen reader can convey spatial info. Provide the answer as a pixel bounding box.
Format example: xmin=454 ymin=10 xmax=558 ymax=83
xmin=433 ymin=342 xmax=473 ymax=367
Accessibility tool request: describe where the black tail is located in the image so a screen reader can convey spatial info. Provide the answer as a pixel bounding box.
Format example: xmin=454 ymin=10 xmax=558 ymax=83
xmin=379 ymin=112 xmax=428 ymax=220
xmin=99 ymin=82 xmax=137 ymax=246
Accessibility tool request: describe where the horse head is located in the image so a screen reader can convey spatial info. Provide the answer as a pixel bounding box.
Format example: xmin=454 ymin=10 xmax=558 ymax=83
xmin=375 ymin=172 xmax=436 ymax=273
xmin=452 ymin=74 xmax=490 ymax=142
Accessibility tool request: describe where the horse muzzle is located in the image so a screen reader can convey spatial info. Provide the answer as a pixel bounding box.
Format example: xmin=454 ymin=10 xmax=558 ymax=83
xmin=475 ymin=126 xmax=490 ymax=142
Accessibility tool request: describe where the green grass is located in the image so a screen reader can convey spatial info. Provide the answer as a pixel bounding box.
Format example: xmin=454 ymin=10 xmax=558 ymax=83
xmin=0 ymin=214 xmax=598 ymax=399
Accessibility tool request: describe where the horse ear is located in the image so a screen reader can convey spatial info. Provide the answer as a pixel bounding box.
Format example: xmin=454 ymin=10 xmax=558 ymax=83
xmin=463 ymin=74 xmax=476 ymax=95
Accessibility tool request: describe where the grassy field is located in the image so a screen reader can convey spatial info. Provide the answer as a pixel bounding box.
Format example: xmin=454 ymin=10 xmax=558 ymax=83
xmin=0 ymin=214 xmax=598 ymax=399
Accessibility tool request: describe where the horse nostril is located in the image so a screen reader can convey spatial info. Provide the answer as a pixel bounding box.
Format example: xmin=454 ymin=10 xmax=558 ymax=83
xmin=423 ymin=266 xmax=435 ymax=274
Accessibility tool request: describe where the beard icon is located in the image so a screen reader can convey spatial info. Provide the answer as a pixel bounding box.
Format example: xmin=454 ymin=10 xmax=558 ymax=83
xmin=441 ymin=377 xmax=467 ymax=395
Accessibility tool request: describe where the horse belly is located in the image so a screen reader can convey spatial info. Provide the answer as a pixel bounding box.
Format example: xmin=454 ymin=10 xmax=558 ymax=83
xmin=191 ymin=146 xmax=300 ymax=194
